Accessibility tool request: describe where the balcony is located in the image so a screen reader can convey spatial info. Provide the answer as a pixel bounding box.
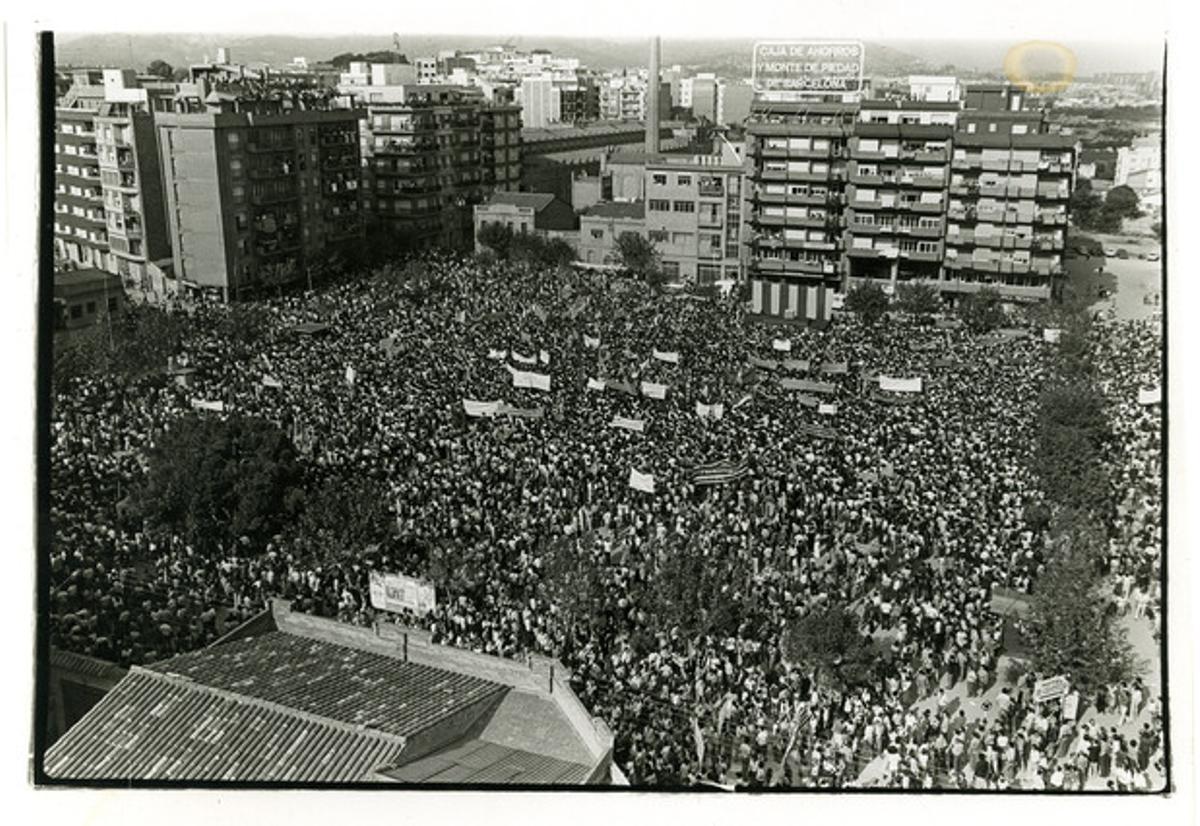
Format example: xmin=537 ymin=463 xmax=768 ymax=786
xmin=849 ymin=172 xmax=884 ymax=186
xmin=115 ymin=152 xmax=135 ymax=170
xmin=698 ymin=213 xmax=724 ymax=229
xmin=949 ymin=184 xmax=981 ymax=197
xmin=1037 ymin=161 xmax=1070 ymax=175
xmin=898 ymin=174 xmax=946 ymax=189
xmin=894 ymin=223 xmax=942 ymax=238
xmin=900 ymin=248 xmax=941 ymax=262
xmin=759 ymin=144 xmax=843 ymax=160
xmin=951 ymin=157 xmax=983 ymax=170
xmin=897 ymin=200 xmax=944 ymax=214
xmin=1036 ymin=186 xmax=1070 ymax=201
xmin=698 ymin=181 xmax=725 ymax=198
xmin=1033 ymin=236 xmax=1063 ymax=251
xmin=899 ymin=147 xmax=948 ymax=163
xmin=1034 ymin=211 xmax=1068 ymax=226
xmin=752 ymin=189 xmax=841 ymax=207
xmin=251 ymin=189 xmax=300 ymax=206
xmin=750 ymin=257 xmax=836 ymax=276
xmin=247 ymin=140 xmax=297 ymax=153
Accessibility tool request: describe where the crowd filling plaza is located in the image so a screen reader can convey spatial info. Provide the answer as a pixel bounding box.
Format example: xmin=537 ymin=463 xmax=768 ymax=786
xmin=49 ymin=252 xmax=1164 ymax=790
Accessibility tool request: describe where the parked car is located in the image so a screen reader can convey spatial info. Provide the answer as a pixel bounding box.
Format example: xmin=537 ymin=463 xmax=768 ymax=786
xmin=1103 ymin=247 xmax=1117 ymax=257
xmin=1116 ymin=248 xmax=1129 ymax=259
xmin=1146 ymin=251 xmax=1160 ymax=262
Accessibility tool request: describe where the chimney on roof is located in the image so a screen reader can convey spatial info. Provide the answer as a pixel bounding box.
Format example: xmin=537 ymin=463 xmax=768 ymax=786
xmin=646 ymin=36 xmax=661 ymax=154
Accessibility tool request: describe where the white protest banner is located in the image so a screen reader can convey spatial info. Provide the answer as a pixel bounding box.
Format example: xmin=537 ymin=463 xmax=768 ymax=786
xmin=610 ymin=416 xmax=646 ymax=433
xmin=1033 ymin=675 xmax=1070 ymax=704
xmin=732 ymin=394 xmax=754 ymax=410
xmin=463 ymin=399 xmax=501 ymax=418
xmin=512 ymin=370 xmax=552 ymax=392
xmin=586 ymin=377 xmax=607 ymax=392
xmin=262 ymin=375 xmax=283 ymax=389
xmin=531 ymin=303 xmax=548 ymax=323
xmin=818 ymin=403 xmax=838 ymax=416
xmin=1061 ymin=692 xmax=1080 ymax=721
xmin=511 ymin=350 xmax=537 ymax=365
xmin=641 ymin=381 xmax=669 ymax=400
xmin=584 ymin=335 xmax=601 ymax=349
xmin=487 ymin=348 xmax=508 ymax=361
xmin=695 ymin=402 xmax=726 ymax=420
xmin=1138 ymin=386 xmax=1161 ymax=406
xmin=878 ymin=376 xmax=924 ymax=393
xmin=782 ymin=378 xmax=836 ymax=394
xmin=190 ymin=398 xmax=225 ymax=412
xmin=772 ymin=338 xmax=792 ymax=353
xmin=497 ymin=403 xmax=544 ymax=420
xmin=652 ymin=348 xmax=681 ymax=365
xmin=344 ymin=365 xmax=357 ymax=387
xmin=1043 ymin=328 xmax=1062 ymax=344
xmin=369 ymin=571 xmax=437 ymax=616
xmin=821 ymin=361 xmax=850 ymax=375
xmin=628 ymin=468 xmax=656 ymax=494
xmin=539 ymin=349 xmax=551 ymax=365
xmin=782 ymin=359 xmax=810 ymax=372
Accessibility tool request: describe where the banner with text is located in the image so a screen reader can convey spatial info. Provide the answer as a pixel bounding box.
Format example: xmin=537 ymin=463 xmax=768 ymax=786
xmin=369 ymin=571 xmax=437 ymax=616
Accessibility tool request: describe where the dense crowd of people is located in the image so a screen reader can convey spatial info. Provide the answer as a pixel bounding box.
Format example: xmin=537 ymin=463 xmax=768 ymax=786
xmin=48 ymin=253 xmax=1164 ymax=788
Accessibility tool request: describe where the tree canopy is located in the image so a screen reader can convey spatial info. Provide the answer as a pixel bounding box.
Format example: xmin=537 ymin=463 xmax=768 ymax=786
xmin=129 ymin=415 xmax=305 ymax=552
xmin=145 ymin=59 xmax=174 ymax=79
xmin=844 ymin=281 xmax=890 ymax=325
xmin=894 ymin=281 xmax=942 ymax=322
xmin=614 ymin=232 xmax=661 ymax=286
xmin=956 ymin=287 xmax=1007 ymax=334
xmin=292 ymin=472 xmax=396 ymax=564
xmin=784 ymin=602 xmax=876 ymax=693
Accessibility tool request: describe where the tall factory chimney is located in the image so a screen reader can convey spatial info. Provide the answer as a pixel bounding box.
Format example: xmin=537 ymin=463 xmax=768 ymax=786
xmin=646 ymin=36 xmax=661 ymax=154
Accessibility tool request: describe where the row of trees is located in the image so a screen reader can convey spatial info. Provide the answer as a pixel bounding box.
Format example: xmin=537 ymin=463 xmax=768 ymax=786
xmin=1024 ymin=289 xmax=1139 ymax=694
xmin=475 ymin=223 xmax=576 ymax=269
xmin=842 ymin=280 xmax=1008 ymax=333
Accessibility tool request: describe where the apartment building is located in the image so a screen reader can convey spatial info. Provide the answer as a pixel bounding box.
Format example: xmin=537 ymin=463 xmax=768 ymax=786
xmin=54 ymin=70 xmax=173 ymax=297
xmin=155 ymin=105 xmax=364 ymax=301
xmin=354 ymin=84 xmax=510 ymax=251
xmin=644 ymin=148 xmax=745 ymax=285
xmin=520 ymin=75 xmax=560 ymax=127
xmin=743 ymin=85 xmax=1077 ymax=316
xmin=744 ymin=100 xmax=856 ymax=320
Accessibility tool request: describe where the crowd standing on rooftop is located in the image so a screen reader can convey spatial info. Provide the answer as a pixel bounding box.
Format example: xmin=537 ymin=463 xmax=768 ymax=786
xmin=48 ymin=252 xmax=1164 ymax=788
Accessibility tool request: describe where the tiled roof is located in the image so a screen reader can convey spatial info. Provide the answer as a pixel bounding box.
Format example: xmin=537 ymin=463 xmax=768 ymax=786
xmin=49 ymin=648 xmax=127 ymax=683
xmin=45 ymin=669 xmax=411 ymax=782
xmin=484 ymin=191 xmax=557 ymax=212
xmin=147 ymin=630 xmax=506 ymax=738
xmin=378 ymin=738 xmax=591 ymax=784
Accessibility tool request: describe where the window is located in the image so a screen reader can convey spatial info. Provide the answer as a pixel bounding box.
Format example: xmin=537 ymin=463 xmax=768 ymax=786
xmin=227 ymin=132 xmax=241 ymax=148
xmin=648 ymin=229 xmax=668 ymax=243
xmin=232 ymin=185 xmax=245 ymax=203
xmin=661 ymin=260 xmax=680 ymax=277
xmin=1012 ymin=124 xmax=1028 ymax=135
xmin=70 ymin=304 xmax=82 ymax=319
xmin=590 ymin=229 xmax=604 ymax=239
xmin=85 ymin=301 xmax=97 ymax=315
xmin=988 ymin=123 xmax=998 ymax=133
xmin=670 ymin=231 xmax=694 ymax=246
xmin=672 ymin=200 xmax=695 ymax=213
xmin=652 ymin=174 xmax=667 ymax=185
xmin=107 ymin=297 xmax=118 ymax=311
xmin=967 ymin=123 xmax=977 ymax=134
xmin=649 ymin=199 xmax=670 ymax=212
xmin=677 ymin=174 xmax=692 ymax=186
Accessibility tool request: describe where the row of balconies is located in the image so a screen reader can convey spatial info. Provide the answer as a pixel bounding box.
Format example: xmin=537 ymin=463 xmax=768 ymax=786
xmin=848 ymin=172 xmax=946 ymax=188
xmin=750 ymin=257 xmax=838 ymax=276
xmin=757 ymin=167 xmax=846 ymax=183
xmin=846 ymin=220 xmax=942 ymax=238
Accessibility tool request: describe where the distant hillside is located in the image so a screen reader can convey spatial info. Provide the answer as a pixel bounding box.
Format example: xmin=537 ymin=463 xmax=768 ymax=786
xmin=53 ymin=32 xmax=933 ymax=76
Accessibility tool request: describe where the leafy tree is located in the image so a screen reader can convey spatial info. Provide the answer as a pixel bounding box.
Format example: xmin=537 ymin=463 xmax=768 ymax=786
xmin=894 ymin=281 xmax=942 ymax=323
xmin=784 ymin=602 xmax=876 ymax=693
xmin=1104 ymin=185 xmax=1142 ymax=220
xmin=477 ymin=221 xmax=514 ymax=259
xmin=1150 ymin=222 xmax=1162 ymax=242
xmin=128 ymin=415 xmax=305 ymax=552
xmin=258 ymin=259 xmax=300 ymax=298
xmin=614 ymin=232 xmax=661 ymax=284
xmin=1070 ymin=178 xmax=1104 ymax=230
xmin=956 ymin=287 xmax=1006 ymax=333
xmin=1028 ymin=526 xmax=1139 ymax=696
xmin=539 ymin=533 xmax=609 ymax=638
xmin=643 ymin=536 xmax=748 ymax=642
xmin=220 ymin=303 xmax=272 ymax=357
xmin=293 ymin=473 xmax=395 ymax=564
xmin=145 ymin=59 xmax=174 ymax=79
xmin=1033 ymin=383 xmax=1112 ymax=514
xmin=1093 ymin=204 xmax=1124 ymax=234
xmin=844 ymin=281 xmax=890 ymax=325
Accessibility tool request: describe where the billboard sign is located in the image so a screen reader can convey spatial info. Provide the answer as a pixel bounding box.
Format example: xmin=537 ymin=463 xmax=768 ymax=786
xmin=1033 ymin=674 xmax=1070 ymax=704
xmin=369 ymin=571 xmax=437 ymax=616
xmin=752 ymin=41 xmax=866 ymax=95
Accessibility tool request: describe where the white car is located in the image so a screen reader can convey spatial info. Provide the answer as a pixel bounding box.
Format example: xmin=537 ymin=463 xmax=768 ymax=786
xmin=1146 ymin=251 xmax=1160 ymax=262
xmin=1103 ymin=247 xmax=1117 ymax=257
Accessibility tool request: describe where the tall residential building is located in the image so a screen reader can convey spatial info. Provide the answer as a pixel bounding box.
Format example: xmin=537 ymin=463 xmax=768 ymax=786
xmin=717 ymin=81 xmax=754 ymax=127
xmin=643 ymin=145 xmax=745 ymax=285
xmin=354 ymin=84 xmax=511 ymax=251
xmin=689 ymin=75 xmax=719 ymax=123
xmin=743 ymin=85 xmax=1077 ymax=318
xmin=155 ymin=105 xmax=364 ymax=302
xmin=520 ymin=75 xmax=560 ymax=127
xmin=54 ymin=70 xmax=174 ymax=298
xmin=745 ymin=100 xmax=854 ymax=320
